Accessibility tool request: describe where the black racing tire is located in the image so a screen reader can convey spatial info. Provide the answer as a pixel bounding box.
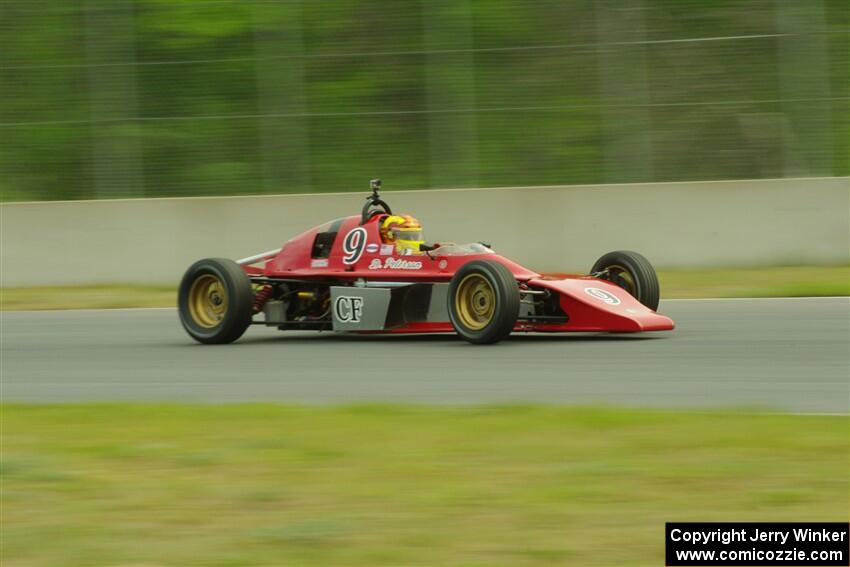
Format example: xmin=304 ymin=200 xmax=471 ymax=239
xmin=590 ymin=250 xmax=660 ymax=311
xmin=448 ymin=260 xmax=520 ymax=344
xmin=178 ymin=258 xmax=254 ymax=344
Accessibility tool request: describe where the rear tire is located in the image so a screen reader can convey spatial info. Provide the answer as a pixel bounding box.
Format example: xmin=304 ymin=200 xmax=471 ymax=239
xmin=178 ymin=258 xmax=254 ymax=344
xmin=590 ymin=250 xmax=660 ymax=311
xmin=448 ymin=260 xmax=520 ymax=344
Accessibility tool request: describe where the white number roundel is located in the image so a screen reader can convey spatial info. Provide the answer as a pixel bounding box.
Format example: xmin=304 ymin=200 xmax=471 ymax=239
xmin=584 ymin=287 xmax=621 ymax=305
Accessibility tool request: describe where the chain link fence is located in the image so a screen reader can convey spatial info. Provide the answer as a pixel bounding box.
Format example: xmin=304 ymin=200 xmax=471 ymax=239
xmin=1 ymin=0 xmax=847 ymax=201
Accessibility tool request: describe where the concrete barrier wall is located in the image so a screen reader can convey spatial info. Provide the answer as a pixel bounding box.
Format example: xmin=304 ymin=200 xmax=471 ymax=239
xmin=2 ymin=177 xmax=848 ymax=286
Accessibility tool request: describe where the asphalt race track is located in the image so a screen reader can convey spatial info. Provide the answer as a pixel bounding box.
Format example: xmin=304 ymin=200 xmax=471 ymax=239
xmin=2 ymin=298 xmax=848 ymax=413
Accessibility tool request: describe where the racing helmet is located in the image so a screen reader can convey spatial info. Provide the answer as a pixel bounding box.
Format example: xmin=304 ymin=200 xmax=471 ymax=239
xmin=380 ymin=214 xmax=425 ymax=254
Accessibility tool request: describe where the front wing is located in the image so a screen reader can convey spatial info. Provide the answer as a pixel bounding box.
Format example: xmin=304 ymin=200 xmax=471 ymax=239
xmin=528 ymin=277 xmax=674 ymax=332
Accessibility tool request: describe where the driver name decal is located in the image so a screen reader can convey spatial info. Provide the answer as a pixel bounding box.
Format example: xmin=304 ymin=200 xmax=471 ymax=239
xmin=584 ymin=287 xmax=621 ymax=305
xmin=368 ymin=258 xmax=423 ymax=270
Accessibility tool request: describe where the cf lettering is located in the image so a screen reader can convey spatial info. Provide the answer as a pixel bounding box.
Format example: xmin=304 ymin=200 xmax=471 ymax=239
xmin=334 ymin=296 xmax=363 ymax=323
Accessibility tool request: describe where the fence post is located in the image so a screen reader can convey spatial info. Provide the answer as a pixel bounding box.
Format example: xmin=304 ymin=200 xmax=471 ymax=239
xmin=423 ymin=0 xmax=479 ymax=189
xmin=594 ymin=0 xmax=653 ymax=183
xmin=776 ymin=0 xmax=834 ymax=176
xmin=83 ymin=0 xmax=144 ymax=199
xmin=252 ymin=2 xmax=311 ymax=194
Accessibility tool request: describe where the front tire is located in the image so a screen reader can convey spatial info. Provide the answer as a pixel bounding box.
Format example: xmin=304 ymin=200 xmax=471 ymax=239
xmin=448 ymin=260 xmax=520 ymax=344
xmin=590 ymin=250 xmax=660 ymax=311
xmin=178 ymin=258 xmax=254 ymax=344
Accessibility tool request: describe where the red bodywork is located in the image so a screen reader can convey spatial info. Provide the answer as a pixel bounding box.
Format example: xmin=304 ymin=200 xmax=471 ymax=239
xmin=244 ymin=214 xmax=674 ymax=334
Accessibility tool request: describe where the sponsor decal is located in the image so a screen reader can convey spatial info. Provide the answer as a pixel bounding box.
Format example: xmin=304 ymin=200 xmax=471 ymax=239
xmin=310 ymin=258 xmax=329 ymax=268
xmin=342 ymin=227 xmax=368 ymax=264
xmin=333 ymin=296 xmax=364 ymax=323
xmin=365 ymin=243 xmax=379 ymax=253
xmin=584 ymin=287 xmax=621 ymax=305
xmin=380 ymin=244 xmax=394 ymax=256
xmin=368 ymin=257 xmax=423 ymax=270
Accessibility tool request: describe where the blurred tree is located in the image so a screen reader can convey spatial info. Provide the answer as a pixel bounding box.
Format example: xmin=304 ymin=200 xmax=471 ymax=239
xmin=0 ymin=0 xmax=846 ymax=201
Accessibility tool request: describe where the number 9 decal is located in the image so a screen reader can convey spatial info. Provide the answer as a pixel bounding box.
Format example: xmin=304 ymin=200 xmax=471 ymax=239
xmin=342 ymin=227 xmax=367 ymax=265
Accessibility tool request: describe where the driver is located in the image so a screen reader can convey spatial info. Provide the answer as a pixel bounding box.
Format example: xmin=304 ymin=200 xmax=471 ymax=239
xmin=380 ymin=215 xmax=425 ymax=255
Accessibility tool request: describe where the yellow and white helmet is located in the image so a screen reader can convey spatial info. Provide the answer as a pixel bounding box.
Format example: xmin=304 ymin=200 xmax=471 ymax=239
xmin=380 ymin=215 xmax=425 ymax=255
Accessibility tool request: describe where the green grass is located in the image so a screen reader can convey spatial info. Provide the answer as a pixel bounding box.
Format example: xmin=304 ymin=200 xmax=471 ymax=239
xmin=0 ymin=284 xmax=176 ymax=311
xmin=1 ymin=266 xmax=847 ymax=310
xmin=658 ymin=265 xmax=850 ymax=299
xmin=2 ymin=405 xmax=847 ymax=566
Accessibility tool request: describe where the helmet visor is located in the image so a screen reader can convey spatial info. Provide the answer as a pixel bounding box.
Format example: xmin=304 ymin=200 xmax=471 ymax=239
xmin=391 ymin=228 xmax=423 ymax=242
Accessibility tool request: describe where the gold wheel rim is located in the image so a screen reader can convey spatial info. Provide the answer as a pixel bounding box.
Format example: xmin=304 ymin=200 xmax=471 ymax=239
xmin=187 ymin=274 xmax=228 ymax=328
xmin=607 ymin=264 xmax=636 ymax=295
xmin=455 ymin=273 xmax=495 ymax=330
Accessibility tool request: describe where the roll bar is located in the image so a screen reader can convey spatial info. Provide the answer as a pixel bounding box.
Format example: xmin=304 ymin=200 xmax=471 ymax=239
xmin=361 ymin=178 xmax=392 ymax=224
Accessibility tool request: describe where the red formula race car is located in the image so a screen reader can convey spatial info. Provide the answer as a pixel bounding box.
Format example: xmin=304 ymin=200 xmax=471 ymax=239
xmin=178 ymin=180 xmax=674 ymax=345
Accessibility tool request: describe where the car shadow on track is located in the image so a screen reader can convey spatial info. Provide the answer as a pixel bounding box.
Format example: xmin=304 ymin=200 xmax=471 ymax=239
xmin=223 ymin=332 xmax=667 ymax=345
